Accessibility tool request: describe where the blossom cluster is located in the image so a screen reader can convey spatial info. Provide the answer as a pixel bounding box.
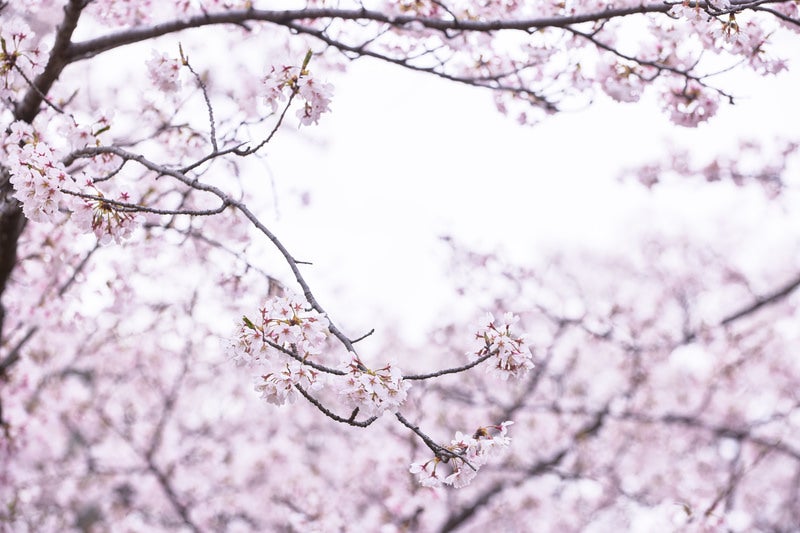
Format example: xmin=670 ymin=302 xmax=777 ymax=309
xmin=254 ymin=359 xmax=321 ymax=406
xmin=70 ymin=184 xmax=140 ymax=244
xmin=471 ymin=312 xmax=533 ymax=380
xmin=5 ymin=131 xmax=69 ymax=223
xmin=410 ymin=421 xmax=514 ymax=488
xmin=4 ymin=121 xmax=139 ymax=243
xmin=339 ymin=353 xmax=410 ymax=417
xmin=226 ymin=295 xmax=331 ymax=404
xmin=662 ymin=79 xmax=719 ymax=128
xmin=227 ymin=294 xmax=330 ymax=367
xmin=62 ymin=112 xmax=114 ymax=151
xmin=0 ymin=17 xmax=44 ymax=100
xmin=596 ymin=57 xmax=644 ymax=103
xmin=263 ymin=62 xmax=334 ymax=126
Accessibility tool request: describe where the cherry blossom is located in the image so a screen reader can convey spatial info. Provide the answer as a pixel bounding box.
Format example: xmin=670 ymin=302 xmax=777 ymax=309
xmin=410 ymin=421 xmax=514 ymax=488
xmin=263 ymin=60 xmax=334 ymax=126
xmin=471 ymin=311 xmax=534 ymax=380
xmin=68 ymin=185 xmax=140 ymax=244
xmin=0 ymin=17 xmax=44 ymax=100
xmin=1 ymin=1 xmax=799 ymax=531
xmin=254 ymin=359 xmax=321 ymax=406
xmin=661 ymin=78 xmax=720 ymax=127
xmin=338 ymin=353 xmax=410 ymax=417
xmin=6 ymin=140 xmax=70 ymax=224
xmin=145 ymin=50 xmax=184 ymax=93
xmin=227 ymin=294 xmax=330 ymax=364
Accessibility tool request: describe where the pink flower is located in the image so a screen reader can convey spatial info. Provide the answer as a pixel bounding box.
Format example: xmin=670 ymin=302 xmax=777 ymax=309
xmin=339 ymin=353 xmax=410 ymax=417
xmin=146 ymin=50 xmax=183 ymax=93
xmin=262 ymin=295 xmax=330 ymax=355
xmin=410 ymin=421 xmax=515 ymax=489
xmin=409 ymin=460 xmax=444 ymax=488
xmin=471 ymin=312 xmax=534 ymax=379
xmin=597 ymin=58 xmax=644 ymax=103
xmin=263 ymin=63 xmax=334 ymax=126
xmin=0 ymin=17 xmax=44 ymax=99
xmin=227 ymin=294 xmax=331 ymax=405
xmin=254 ymin=360 xmax=320 ymax=406
xmin=70 ymin=184 xmax=140 ymax=244
xmin=295 ymin=75 xmax=333 ymax=126
xmin=661 ymin=78 xmax=719 ymax=127
xmin=7 ymin=140 xmax=70 ymax=223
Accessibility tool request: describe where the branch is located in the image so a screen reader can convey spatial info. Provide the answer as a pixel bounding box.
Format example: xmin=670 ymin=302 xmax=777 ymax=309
xmin=294 ymin=384 xmax=377 ymax=427
xmin=146 ymin=458 xmax=202 ymax=533
xmin=721 ymin=273 xmax=800 ymax=325
xmin=61 ymin=188 xmax=229 ymax=217
xmin=68 ymin=146 xmax=362 ymax=358
xmin=64 ymin=6 xmax=665 ymax=62
xmin=0 ymin=326 xmax=37 ymax=378
xmin=180 ymin=46 xmax=219 ymax=152
xmin=438 ymin=408 xmax=606 ymax=532
xmin=66 ymin=2 xmax=797 ymax=64
xmin=0 ymin=166 xmax=26 ymax=342
xmin=404 ymin=352 xmax=493 ymax=381
xmin=283 ymin=22 xmax=559 ymax=111
xmin=263 ymin=338 xmax=345 ymax=376
xmin=395 ymin=411 xmax=469 ymax=463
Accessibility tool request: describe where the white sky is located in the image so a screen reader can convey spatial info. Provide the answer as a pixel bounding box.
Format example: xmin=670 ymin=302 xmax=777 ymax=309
xmin=254 ymin=52 xmax=800 ymax=342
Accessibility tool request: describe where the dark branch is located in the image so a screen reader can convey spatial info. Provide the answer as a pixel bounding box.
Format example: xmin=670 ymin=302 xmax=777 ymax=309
xmin=721 ymin=273 xmax=800 ymax=325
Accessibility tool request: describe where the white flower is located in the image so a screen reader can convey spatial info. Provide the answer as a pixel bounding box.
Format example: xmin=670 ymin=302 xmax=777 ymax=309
xmin=254 ymin=360 xmax=320 ymax=406
xmin=7 ymin=140 xmax=69 ymax=223
xmin=410 ymin=421 xmax=515 ymax=489
xmin=339 ymin=353 xmax=410 ymax=417
xmin=146 ymin=50 xmax=183 ymax=93
xmin=263 ymin=64 xmax=333 ymax=125
xmin=471 ymin=312 xmax=534 ymax=379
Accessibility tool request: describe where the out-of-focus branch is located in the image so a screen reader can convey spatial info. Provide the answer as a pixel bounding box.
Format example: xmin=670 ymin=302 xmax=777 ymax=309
xmin=720 ymin=273 xmax=800 ymax=325
xmin=438 ymin=408 xmax=608 ymax=533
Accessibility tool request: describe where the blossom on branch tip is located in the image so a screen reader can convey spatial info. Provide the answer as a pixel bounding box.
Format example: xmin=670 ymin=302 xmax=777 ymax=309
xmin=471 ymin=312 xmax=534 ymax=380
xmin=263 ymin=60 xmax=333 ymax=126
xmin=410 ymin=421 xmax=514 ymax=488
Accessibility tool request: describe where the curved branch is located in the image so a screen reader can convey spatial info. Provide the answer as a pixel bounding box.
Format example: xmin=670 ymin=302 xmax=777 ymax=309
xmin=263 ymin=338 xmax=346 ymax=376
xmin=66 ymin=145 xmax=360 ymax=354
xmin=295 ymin=384 xmax=377 ymax=427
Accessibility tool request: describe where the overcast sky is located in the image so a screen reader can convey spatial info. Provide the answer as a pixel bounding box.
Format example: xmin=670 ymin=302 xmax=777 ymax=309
xmin=254 ymin=51 xmax=800 ymax=342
